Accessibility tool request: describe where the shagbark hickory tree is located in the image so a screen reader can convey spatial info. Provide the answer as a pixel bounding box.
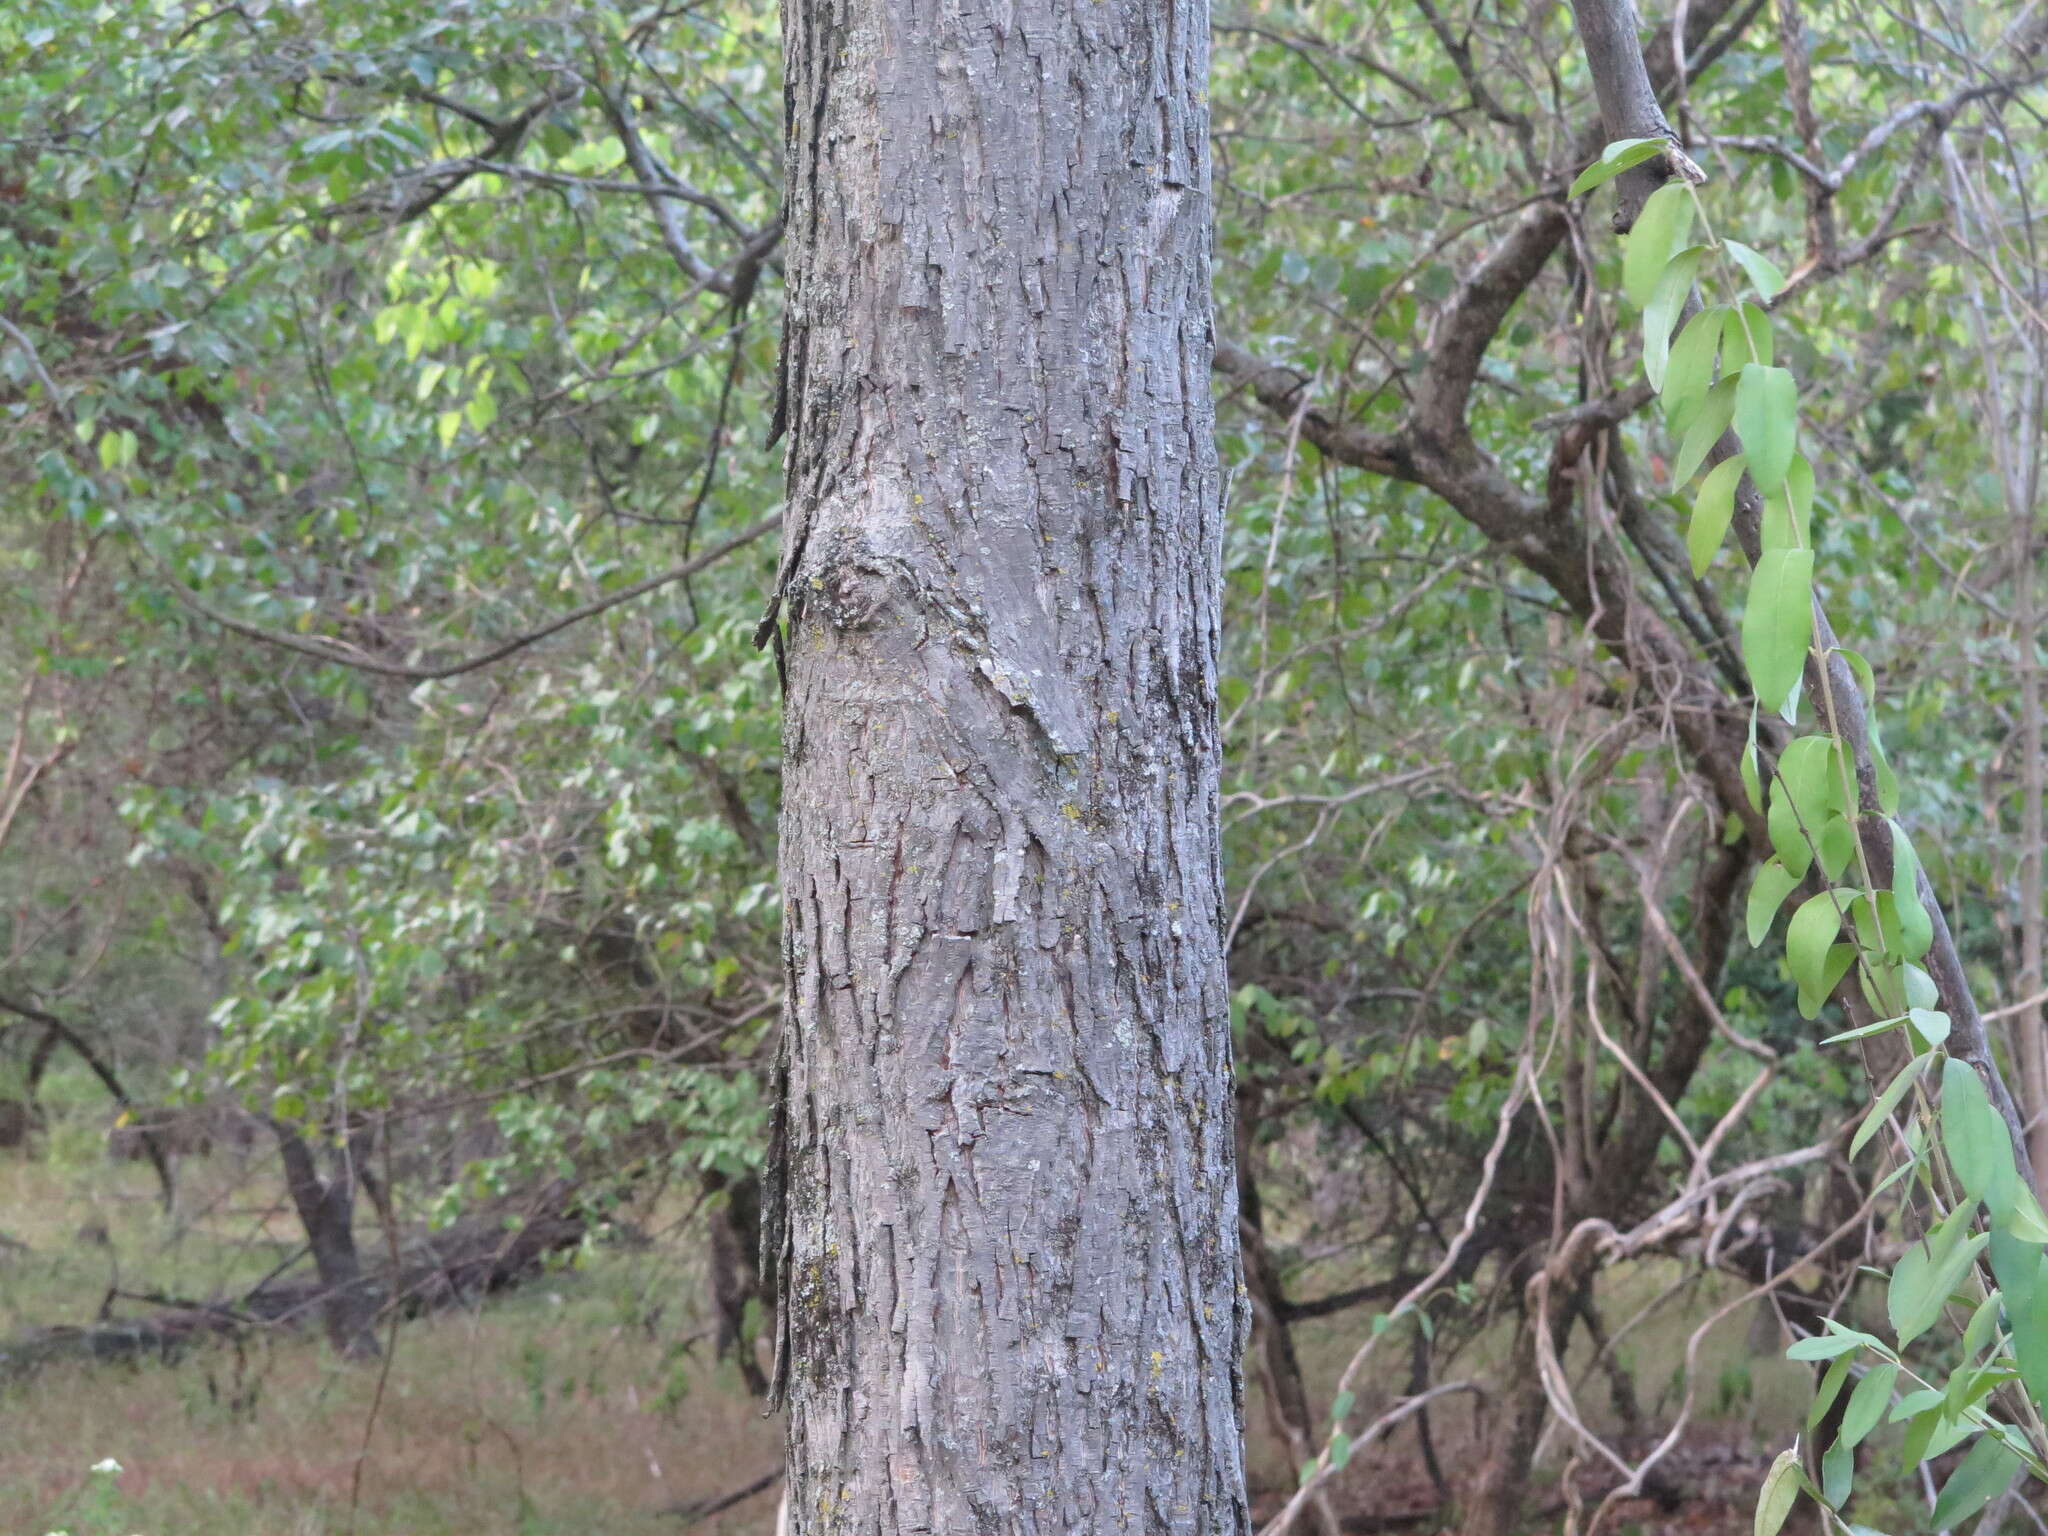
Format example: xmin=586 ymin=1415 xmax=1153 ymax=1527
xmin=765 ymin=0 xmax=1250 ymax=1531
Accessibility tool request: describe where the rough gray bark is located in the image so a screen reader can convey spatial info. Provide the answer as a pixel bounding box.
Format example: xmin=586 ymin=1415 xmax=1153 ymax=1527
xmin=767 ymin=1 xmax=1249 ymax=1530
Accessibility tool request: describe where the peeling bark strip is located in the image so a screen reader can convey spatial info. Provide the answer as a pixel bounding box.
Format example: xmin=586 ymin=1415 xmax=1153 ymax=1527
xmin=771 ymin=1 xmax=1249 ymax=1530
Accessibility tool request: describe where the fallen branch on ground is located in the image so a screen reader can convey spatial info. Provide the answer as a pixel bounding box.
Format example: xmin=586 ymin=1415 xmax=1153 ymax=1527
xmin=0 ymin=1186 xmax=589 ymax=1380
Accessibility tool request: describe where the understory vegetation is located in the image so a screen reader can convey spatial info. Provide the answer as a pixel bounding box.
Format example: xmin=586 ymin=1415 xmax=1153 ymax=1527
xmin=4 ymin=1089 xmax=1816 ymax=1535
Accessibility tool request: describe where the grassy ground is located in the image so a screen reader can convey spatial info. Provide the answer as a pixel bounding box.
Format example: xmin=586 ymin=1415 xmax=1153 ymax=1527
xmin=1 ymin=1123 xmax=1849 ymax=1536
xmin=1 ymin=1147 xmax=783 ymax=1536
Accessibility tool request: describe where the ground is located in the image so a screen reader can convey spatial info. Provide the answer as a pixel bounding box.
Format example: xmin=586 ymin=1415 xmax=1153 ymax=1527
xmin=1 ymin=1143 xmax=782 ymax=1536
xmin=1 ymin=1132 xmax=1868 ymax=1536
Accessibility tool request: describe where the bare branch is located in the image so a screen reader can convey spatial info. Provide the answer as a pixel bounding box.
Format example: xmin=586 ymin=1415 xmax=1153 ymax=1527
xmin=0 ymin=995 xmax=175 ymax=1212
xmin=1212 ymin=343 xmax=1414 ymax=480
xmin=135 ymin=514 xmax=781 ymax=682
xmin=598 ymin=84 xmax=732 ymax=291
xmin=389 ymin=85 xmax=577 ymax=226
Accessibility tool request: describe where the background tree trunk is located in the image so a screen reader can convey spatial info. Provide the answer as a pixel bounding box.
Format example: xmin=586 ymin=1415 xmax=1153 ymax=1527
xmin=703 ymin=1167 xmax=770 ymax=1398
xmin=769 ymin=0 xmax=1249 ymax=1529
xmin=274 ymin=1124 xmax=380 ymax=1360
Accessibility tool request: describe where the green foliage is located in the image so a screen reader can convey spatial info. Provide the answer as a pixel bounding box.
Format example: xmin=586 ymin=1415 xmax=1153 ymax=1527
xmin=1596 ymin=136 xmax=2048 ymax=1533
xmin=0 ymin=0 xmax=788 ymax=1221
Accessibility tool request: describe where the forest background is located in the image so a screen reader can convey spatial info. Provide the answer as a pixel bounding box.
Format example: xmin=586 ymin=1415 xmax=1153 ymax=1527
xmin=0 ymin=0 xmax=2043 ymax=1532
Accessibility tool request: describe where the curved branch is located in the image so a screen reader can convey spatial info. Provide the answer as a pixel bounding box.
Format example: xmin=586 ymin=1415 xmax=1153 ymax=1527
xmin=131 ymin=513 xmax=781 ymax=682
xmin=0 ymin=995 xmax=174 ymax=1212
xmin=1213 ymin=343 xmax=1414 ymax=476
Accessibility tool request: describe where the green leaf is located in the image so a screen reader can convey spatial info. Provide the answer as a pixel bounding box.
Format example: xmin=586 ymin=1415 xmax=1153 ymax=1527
xmin=1785 ymin=454 xmax=1813 ymax=539
xmin=1753 ymin=1447 xmax=1803 ymax=1536
xmin=1943 ymin=1056 xmax=2016 ymax=1209
xmin=1890 ymin=1387 xmax=1945 ymax=1425
xmin=1851 ymin=1051 xmax=1930 ymax=1158
xmin=1744 ymin=549 xmax=1813 ymax=719
xmin=1904 ymin=963 xmax=1939 ymax=1012
xmin=1741 ymin=704 xmax=1764 ymax=814
xmin=1787 ymin=893 xmax=1843 ymax=1000
xmin=1961 ymin=1287 xmax=2002 ymax=1361
xmin=1786 ymin=1330 xmax=1866 ymax=1361
xmin=1820 ymin=1435 xmax=1853 ymax=1509
xmin=1864 ymin=956 xmax=1907 ymax=1017
xmin=1768 ymin=794 xmax=1814 ymax=880
xmin=1772 ymin=735 xmax=1837 ymax=828
xmin=1820 ymin=1013 xmax=1909 ymax=1046
xmin=1839 ymin=1361 xmax=1897 ymax=1448
xmin=1760 ymin=485 xmax=1802 ymax=557
xmin=1733 ymin=364 xmax=1799 ymax=498
xmin=1823 ymin=651 xmax=1901 ymax=814
xmin=2001 ymin=1185 xmax=2048 ymax=1244
xmin=1817 ymin=815 xmax=1858 ymax=881
xmin=1899 ymin=1408 xmax=1940 ymax=1466
xmin=1802 ymin=942 xmax=1859 ymax=1020
xmin=1888 ymin=1205 xmax=1985 ymax=1346
xmin=1688 ymin=455 xmax=1745 ymax=576
xmin=1723 ymin=301 xmax=1773 ymax=367
xmin=1643 ymin=247 xmax=1705 ymax=392
xmin=1624 ymin=183 xmax=1696 ymax=307
xmin=1808 ymin=1350 xmax=1857 ymax=1430
xmin=1908 ymin=1008 xmax=1951 ymax=1050
xmin=1569 ymin=137 xmax=1668 ymax=197
xmin=1754 ymin=439 xmax=1811 ymax=549
xmin=1329 ymin=1428 xmax=1353 ymax=1470
xmin=1890 ymin=823 xmax=1933 ymax=962
xmin=1672 ymin=377 xmax=1738 ymax=486
xmin=1724 ymin=239 xmax=1788 ymax=302
xmin=1930 ymin=1433 xmax=2020 ymax=1529
xmin=1330 ymin=1389 xmax=1355 ymax=1422
xmin=1990 ymin=1229 xmax=2040 ymax=1305
xmin=1664 ymin=307 xmax=1725 ymax=430
xmin=1746 ymin=858 xmax=1801 ymax=946
xmin=2003 ymin=1241 xmax=2048 ymax=1408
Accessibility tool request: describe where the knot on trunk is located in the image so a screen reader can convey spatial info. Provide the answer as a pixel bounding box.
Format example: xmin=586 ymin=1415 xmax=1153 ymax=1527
xmin=806 ymin=529 xmax=920 ymax=637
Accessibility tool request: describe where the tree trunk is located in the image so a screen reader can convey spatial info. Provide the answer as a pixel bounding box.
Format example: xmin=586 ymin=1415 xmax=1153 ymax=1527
xmin=768 ymin=0 xmax=1248 ymax=1530
xmin=1459 ymin=1310 xmax=1551 ymax=1536
xmin=1460 ymin=1269 xmax=1593 ymax=1536
xmin=704 ymin=1167 xmax=769 ymax=1398
xmin=1238 ymin=1090 xmax=1342 ymax=1536
xmin=274 ymin=1123 xmax=380 ymax=1359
